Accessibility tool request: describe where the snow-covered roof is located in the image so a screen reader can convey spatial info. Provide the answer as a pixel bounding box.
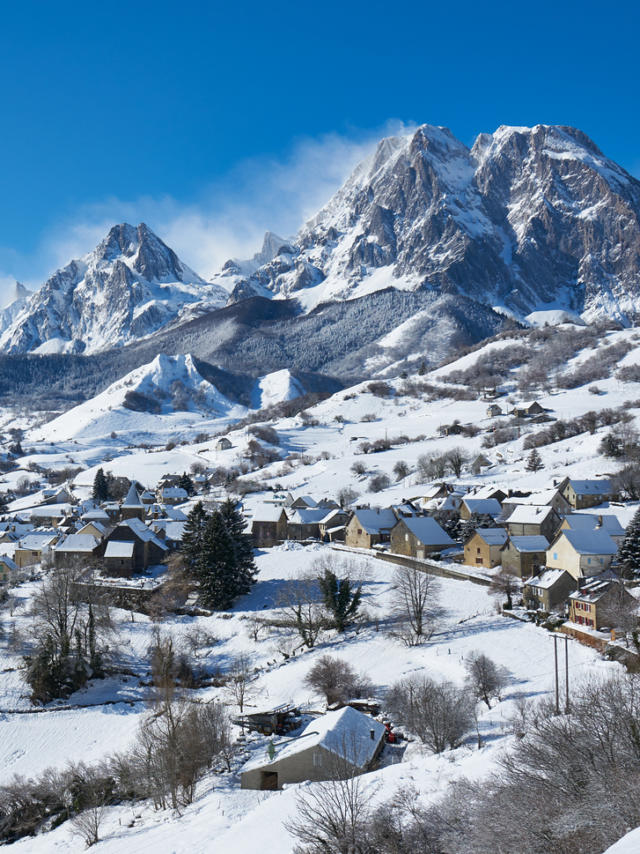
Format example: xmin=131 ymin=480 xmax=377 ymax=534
xmin=122 ymin=484 xmax=144 ymax=508
xmin=469 ymin=485 xmax=504 ymax=500
xmin=18 ymin=532 xmax=58 ymax=550
xmin=525 ymin=568 xmax=570 ymax=589
xmin=475 ymin=527 xmax=509 ymax=546
xmin=508 ymin=535 xmax=550 ymax=553
xmin=252 ymin=504 xmax=287 ymax=523
xmin=55 ymin=534 xmax=99 ymax=553
xmin=117 ymin=518 xmax=168 ymax=550
xmin=566 ymin=479 xmax=612 ymax=495
xmin=507 ymin=488 xmax=563 ymax=506
xmin=569 ymin=574 xmax=619 ymax=602
xmin=159 ymin=486 xmax=188 ymax=499
xmin=351 ymin=508 xmax=398 ymax=534
xmin=400 ymin=516 xmax=454 ymax=546
xmin=562 ymin=513 xmax=624 ymax=536
xmin=81 ymin=508 xmax=110 ymax=522
xmin=30 ymin=503 xmax=72 ymax=518
xmin=287 ymin=508 xmax=329 ymax=524
xmin=319 ymin=508 xmax=348 ymax=524
xmin=557 ymin=529 xmax=618 ymax=555
xmin=79 ymin=520 xmax=107 ymax=536
xmin=104 ymin=541 xmax=135 ymax=559
xmin=506 ymin=505 xmax=555 ymax=524
xmin=462 ymin=498 xmax=502 ymax=515
xmin=243 ymin=706 xmax=386 ymax=772
xmin=0 ymin=555 xmax=17 ymax=571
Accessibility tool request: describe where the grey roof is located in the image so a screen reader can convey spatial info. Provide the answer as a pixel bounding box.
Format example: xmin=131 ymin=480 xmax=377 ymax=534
xmin=567 ymin=479 xmax=612 ymax=496
xmin=509 ymin=535 xmax=550 ymax=553
xmin=462 ymin=498 xmax=502 ymax=515
xmin=558 ymin=529 xmax=618 ymax=555
xmin=475 ymin=527 xmax=509 ymax=546
xmin=117 ymin=518 xmax=168 ymax=550
xmin=562 ymin=513 xmax=624 ymax=536
xmin=400 ymin=516 xmax=454 ymax=547
xmin=352 ymin=508 xmax=398 ymax=535
xmin=81 ymin=509 xmax=110 ymax=522
xmin=0 ymin=555 xmax=18 ymax=571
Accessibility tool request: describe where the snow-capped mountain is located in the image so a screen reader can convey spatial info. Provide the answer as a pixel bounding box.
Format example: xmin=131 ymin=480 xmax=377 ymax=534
xmin=30 ymin=353 xmax=245 ymax=442
xmin=228 ymin=124 xmax=640 ymax=321
xmin=250 ymin=369 xmax=306 ymax=410
xmin=0 ymin=281 xmax=33 ymax=337
xmin=0 ymin=224 xmax=228 ymax=354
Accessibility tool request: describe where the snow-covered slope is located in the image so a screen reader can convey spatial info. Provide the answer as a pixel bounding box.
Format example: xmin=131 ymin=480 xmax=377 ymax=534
xmin=0 ymin=282 xmax=33 ymax=336
xmin=228 ymin=124 xmax=640 ymax=323
xmin=250 ymin=369 xmax=306 ymax=410
xmin=30 ymin=353 xmax=246 ymax=442
xmin=0 ymin=224 xmax=228 ymax=354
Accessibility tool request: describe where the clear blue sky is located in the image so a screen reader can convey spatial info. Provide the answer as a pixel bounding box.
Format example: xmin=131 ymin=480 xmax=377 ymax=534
xmin=0 ymin=0 xmax=638 ymax=285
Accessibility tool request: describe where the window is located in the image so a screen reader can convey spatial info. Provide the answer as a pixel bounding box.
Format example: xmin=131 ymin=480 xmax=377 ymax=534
xmin=312 ymin=752 xmax=322 ymax=767
xmin=477 ymin=547 xmax=481 ymax=554
xmin=405 ymin=533 xmax=409 ymax=542
xmin=553 ymin=552 xmax=558 ymax=560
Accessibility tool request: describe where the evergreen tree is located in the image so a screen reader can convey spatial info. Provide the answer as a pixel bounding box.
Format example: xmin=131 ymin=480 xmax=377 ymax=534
xmin=318 ymin=569 xmax=362 ymax=632
xmin=92 ymin=468 xmax=110 ymax=502
xmin=526 ymin=448 xmax=544 ymax=472
xmin=182 ymin=502 xmax=208 ymax=575
xmin=617 ymin=507 xmax=640 ymax=577
xmin=197 ymin=510 xmax=238 ymax=609
xmin=0 ymin=492 xmax=7 ymax=515
xmin=178 ymin=471 xmax=195 ymax=496
xmin=218 ymin=498 xmax=257 ymax=595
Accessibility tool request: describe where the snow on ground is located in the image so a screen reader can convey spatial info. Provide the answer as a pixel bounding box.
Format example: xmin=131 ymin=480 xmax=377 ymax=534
xmin=0 ymin=544 xmax=616 ymax=852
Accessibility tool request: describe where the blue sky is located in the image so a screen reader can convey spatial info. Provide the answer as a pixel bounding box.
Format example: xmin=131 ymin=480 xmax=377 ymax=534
xmin=0 ymin=0 xmax=638 ymax=293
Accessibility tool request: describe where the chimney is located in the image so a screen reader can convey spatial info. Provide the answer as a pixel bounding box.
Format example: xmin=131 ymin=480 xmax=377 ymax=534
xmin=370 ymin=729 xmax=375 ymax=740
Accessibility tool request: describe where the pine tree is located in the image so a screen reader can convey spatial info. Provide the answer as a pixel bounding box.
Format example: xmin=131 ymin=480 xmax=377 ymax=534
xmin=197 ymin=510 xmax=238 ymax=609
xmin=318 ymin=569 xmax=362 ymax=632
xmin=92 ymin=468 xmax=110 ymax=502
xmin=0 ymin=492 xmax=7 ymax=515
xmin=182 ymin=501 xmax=208 ymax=575
xmin=218 ymin=498 xmax=257 ymax=595
xmin=178 ymin=472 xmax=195 ymax=496
xmin=617 ymin=507 xmax=640 ymax=577
xmin=526 ymin=449 xmax=544 ymax=472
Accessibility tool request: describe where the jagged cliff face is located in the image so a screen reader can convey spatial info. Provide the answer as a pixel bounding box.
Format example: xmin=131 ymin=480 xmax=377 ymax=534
xmin=0 ymin=223 xmax=228 ymax=354
xmin=228 ymin=124 xmax=640 ymax=321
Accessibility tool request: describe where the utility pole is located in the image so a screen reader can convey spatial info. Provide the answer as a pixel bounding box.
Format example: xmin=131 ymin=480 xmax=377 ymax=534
xmin=553 ymin=635 xmax=560 ymax=715
xmin=564 ymin=635 xmax=570 ymax=714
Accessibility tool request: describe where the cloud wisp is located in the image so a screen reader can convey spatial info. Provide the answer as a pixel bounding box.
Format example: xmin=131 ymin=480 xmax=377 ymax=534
xmin=0 ymin=120 xmax=416 ymax=299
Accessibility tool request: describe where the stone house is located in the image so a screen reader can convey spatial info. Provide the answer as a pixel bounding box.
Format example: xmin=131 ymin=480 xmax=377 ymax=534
xmin=0 ymin=555 xmax=17 ymax=586
xmin=505 ymin=505 xmax=561 ymax=541
xmin=104 ymin=540 xmax=136 ymax=576
xmin=285 ymin=508 xmax=327 ymax=541
xmin=546 ymin=529 xmax=618 ymax=580
xmin=389 ymin=516 xmax=454 ymax=559
xmin=157 ymin=486 xmax=189 ymax=506
xmin=14 ymin=531 xmax=59 ymax=568
xmin=240 ymin=707 xmax=386 ymax=790
xmin=500 ymin=488 xmax=571 ymax=517
xmin=568 ymin=575 xmax=636 ymax=630
xmin=523 ymin=568 xmax=575 ymax=612
xmin=464 ymin=528 xmax=508 ymax=568
xmin=459 ymin=497 xmax=502 ymax=521
xmin=345 ymin=508 xmax=397 ymax=549
xmin=215 ymin=437 xmax=233 ymax=451
xmin=486 ymin=404 xmax=503 ymax=418
xmin=500 ymin=535 xmax=550 ymax=578
xmin=318 ymin=509 xmax=351 ymax=542
xmin=512 ymin=401 xmax=546 ymax=418
xmin=103 ymin=518 xmax=168 ymax=576
xmin=53 ymin=534 xmax=101 ymax=568
xmin=559 ymin=478 xmax=613 ymax=510
xmin=250 ymin=505 xmax=288 ymax=548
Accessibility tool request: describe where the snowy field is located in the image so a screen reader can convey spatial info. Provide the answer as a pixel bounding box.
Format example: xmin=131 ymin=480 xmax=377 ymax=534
xmin=0 ymin=544 xmax=617 ymax=852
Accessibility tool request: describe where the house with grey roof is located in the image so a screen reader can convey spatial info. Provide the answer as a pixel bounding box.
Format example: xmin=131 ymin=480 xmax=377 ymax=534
xmin=345 ymin=508 xmax=398 ymax=549
xmin=464 ymin=527 xmax=508 ymax=568
xmin=460 ymin=497 xmax=502 ymax=521
xmin=505 ymin=504 xmax=561 ymax=541
xmin=53 ymin=534 xmax=100 ymax=568
xmin=390 ymin=515 xmax=455 ymax=559
xmin=560 ymin=513 xmax=625 ymax=545
xmin=500 ymin=535 xmax=550 ymax=578
xmin=546 ymin=529 xmax=618 ymax=580
xmin=559 ymin=478 xmax=614 ymax=510
xmin=523 ymin=568 xmax=575 ymax=612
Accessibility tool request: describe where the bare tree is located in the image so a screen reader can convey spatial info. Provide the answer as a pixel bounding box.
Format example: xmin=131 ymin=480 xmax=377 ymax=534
xmin=226 ymin=653 xmax=256 ymax=714
xmin=488 ymin=566 xmax=520 ymax=610
xmin=71 ymin=800 xmax=108 ymax=848
xmin=337 ymin=486 xmax=358 ymax=508
xmin=386 ymin=675 xmax=474 ymax=753
xmin=286 ymin=759 xmax=377 ymax=854
xmin=465 ymin=651 xmax=509 ymax=708
xmin=446 ymin=447 xmax=468 ymax=477
xmin=304 ymin=655 xmax=374 ymax=705
xmin=391 ymin=567 xmax=440 ymax=645
xmin=276 ymin=577 xmax=327 ymax=648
